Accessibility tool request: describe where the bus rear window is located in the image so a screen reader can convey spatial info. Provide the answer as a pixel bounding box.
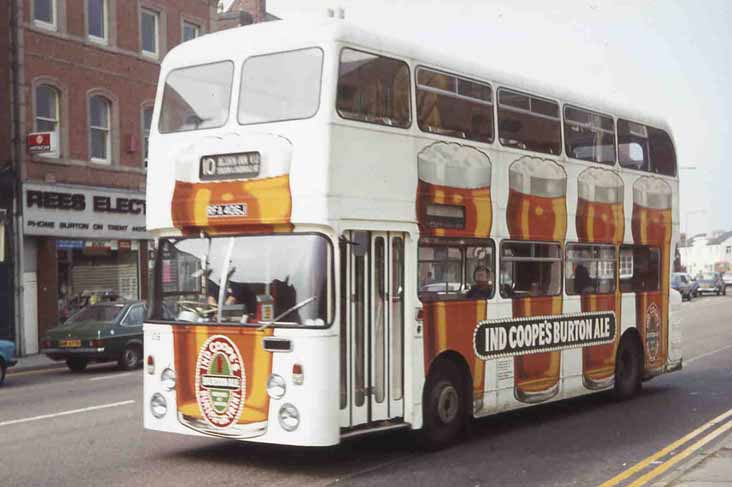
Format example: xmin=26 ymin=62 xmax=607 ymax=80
xmin=159 ymin=61 xmax=233 ymax=133
xmin=337 ymin=48 xmax=411 ymax=128
xmin=619 ymin=119 xmax=676 ymax=176
xmin=238 ymin=48 xmax=324 ymax=125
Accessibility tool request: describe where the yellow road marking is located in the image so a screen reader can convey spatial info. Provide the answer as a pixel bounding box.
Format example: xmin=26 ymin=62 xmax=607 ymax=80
xmin=627 ymin=418 xmax=732 ymax=487
xmin=598 ymin=407 xmax=732 ymax=487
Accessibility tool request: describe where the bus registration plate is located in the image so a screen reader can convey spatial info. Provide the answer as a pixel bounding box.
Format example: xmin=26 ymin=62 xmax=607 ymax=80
xmin=207 ymin=203 xmax=248 ymax=218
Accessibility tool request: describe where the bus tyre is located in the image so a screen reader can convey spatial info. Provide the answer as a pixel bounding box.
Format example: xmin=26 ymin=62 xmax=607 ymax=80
xmin=66 ymin=357 xmax=88 ymax=372
xmin=421 ymin=361 xmax=465 ymax=450
xmin=613 ymin=336 xmax=642 ymax=401
xmin=119 ymin=345 xmax=142 ymax=371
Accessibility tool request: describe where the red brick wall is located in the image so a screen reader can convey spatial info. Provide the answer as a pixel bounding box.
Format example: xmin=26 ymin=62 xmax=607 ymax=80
xmin=0 ymin=7 xmax=11 ymax=170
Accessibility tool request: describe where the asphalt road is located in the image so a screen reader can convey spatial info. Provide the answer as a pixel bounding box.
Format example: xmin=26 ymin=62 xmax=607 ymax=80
xmin=2 ymin=295 xmax=731 ymax=487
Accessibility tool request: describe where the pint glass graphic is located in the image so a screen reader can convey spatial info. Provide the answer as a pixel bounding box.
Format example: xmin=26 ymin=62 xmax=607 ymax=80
xmin=417 ymin=142 xmax=492 ymax=238
xmin=632 ymin=177 xmax=672 ymax=374
xmin=417 ymin=142 xmax=492 ymax=411
xmin=576 ymin=168 xmax=624 ymax=390
xmin=173 ymin=326 xmax=273 ymax=438
xmin=506 ymin=156 xmax=567 ymax=403
xmin=171 ymin=151 xmax=292 ymax=234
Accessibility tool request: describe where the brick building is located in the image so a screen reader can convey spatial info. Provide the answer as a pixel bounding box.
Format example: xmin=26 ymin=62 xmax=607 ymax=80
xmin=1 ymin=0 xmax=254 ymax=355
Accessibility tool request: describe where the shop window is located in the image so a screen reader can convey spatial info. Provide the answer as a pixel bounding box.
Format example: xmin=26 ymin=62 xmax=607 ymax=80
xmin=34 ymin=0 xmax=57 ymax=30
xmin=35 ymin=84 xmax=60 ymax=158
xmin=337 ymin=48 xmax=411 ymax=128
xmin=182 ymin=21 xmax=199 ymax=42
xmin=498 ymin=88 xmax=561 ymax=155
xmin=418 ymin=239 xmax=495 ymax=301
xmin=87 ymin=0 xmax=108 ymax=43
xmin=565 ymin=244 xmax=616 ymax=295
xmin=416 ymin=67 xmax=493 ymax=143
xmin=619 ymin=245 xmax=660 ymax=292
xmin=89 ymin=95 xmax=111 ymax=163
xmin=564 ymin=106 xmax=615 ymax=164
xmin=500 ymin=241 xmax=562 ymax=298
xmin=141 ymin=8 xmax=159 ymax=57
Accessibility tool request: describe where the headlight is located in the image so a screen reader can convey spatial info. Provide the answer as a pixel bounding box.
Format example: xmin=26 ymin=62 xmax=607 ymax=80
xmin=150 ymin=393 xmax=168 ymax=419
xmin=266 ymin=374 xmax=286 ymax=399
xmin=278 ymin=403 xmax=300 ymax=432
xmin=161 ymin=368 xmax=176 ymax=391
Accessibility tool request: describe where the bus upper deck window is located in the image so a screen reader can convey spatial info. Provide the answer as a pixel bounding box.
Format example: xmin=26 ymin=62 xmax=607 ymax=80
xmin=618 ymin=119 xmax=650 ymax=171
xmin=159 ymin=61 xmax=234 ymax=133
xmin=648 ymin=127 xmax=677 ymax=177
xmin=337 ymin=48 xmax=411 ymax=128
xmin=498 ymin=88 xmax=561 ymax=155
xmin=238 ymin=48 xmax=324 ymax=125
xmin=564 ymin=106 xmax=615 ymax=165
xmin=416 ymin=67 xmax=494 ymax=143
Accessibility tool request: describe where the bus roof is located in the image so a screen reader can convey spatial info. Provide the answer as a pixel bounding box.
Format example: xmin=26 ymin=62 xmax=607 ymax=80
xmin=163 ymin=18 xmax=674 ymax=138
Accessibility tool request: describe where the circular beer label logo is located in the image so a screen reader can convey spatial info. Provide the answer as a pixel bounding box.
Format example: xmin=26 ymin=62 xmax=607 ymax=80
xmin=646 ymin=303 xmax=660 ymax=361
xmin=195 ymin=335 xmax=246 ymax=429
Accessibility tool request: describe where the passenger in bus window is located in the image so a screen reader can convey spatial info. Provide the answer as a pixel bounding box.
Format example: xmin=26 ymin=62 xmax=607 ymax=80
xmin=574 ymin=263 xmax=592 ymax=294
xmin=466 ymin=266 xmax=494 ymax=299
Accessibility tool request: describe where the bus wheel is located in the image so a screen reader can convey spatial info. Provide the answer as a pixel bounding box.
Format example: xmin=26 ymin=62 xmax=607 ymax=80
xmin=613 ymin=335 xmax=642 ymax=400
xmin=66 ymin=357 xmax=88 ymax=372
xmin=421 ymin=361 xmax=465 ymax=450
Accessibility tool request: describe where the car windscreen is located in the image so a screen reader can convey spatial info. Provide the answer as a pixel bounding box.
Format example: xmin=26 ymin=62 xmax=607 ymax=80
xmin=159 ymin=61 xmax=234 ymax=133
xmin=65 ymin=304 xmax=125 ymax=324
xmin=701 ymin=273 xmax=716 ymax=281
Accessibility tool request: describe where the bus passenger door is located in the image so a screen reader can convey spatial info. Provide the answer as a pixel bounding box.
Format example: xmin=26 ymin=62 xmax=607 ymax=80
xmin=340 ymin=231 xmax=405 ymax=429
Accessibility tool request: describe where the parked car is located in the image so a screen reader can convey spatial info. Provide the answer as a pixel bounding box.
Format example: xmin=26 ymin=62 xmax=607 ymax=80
xmin=0 ymin=339 xmax=18 ymax=386
xmin=696 ymin=272 xmax=726 ymax=296
xmin=41 ymin=301 xmax=145 ymax=372
xmin=723 ymin=272 xmax=732 ymax=290
xmin=671 ymin=273 xmax=694 ymax=301
xmin=685 ymin=273 xmax=700 ymax=297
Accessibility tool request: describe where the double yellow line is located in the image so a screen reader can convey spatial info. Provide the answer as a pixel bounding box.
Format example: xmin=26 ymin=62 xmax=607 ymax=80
xmin=599 ymin=407 xmax=732 ymax=487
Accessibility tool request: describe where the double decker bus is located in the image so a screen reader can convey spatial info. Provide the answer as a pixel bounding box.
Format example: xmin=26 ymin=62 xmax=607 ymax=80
xmin=143 ymin=18 xmax=682 ymax=448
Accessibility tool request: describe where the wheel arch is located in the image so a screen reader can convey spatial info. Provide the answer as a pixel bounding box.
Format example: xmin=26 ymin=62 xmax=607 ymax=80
xmin=425 ymin=350 xmax=473 ymax=417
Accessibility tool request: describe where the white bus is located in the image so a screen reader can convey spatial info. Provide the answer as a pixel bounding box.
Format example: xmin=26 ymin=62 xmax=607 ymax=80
xmin=143 ymin=18 xmax=682 ymax=449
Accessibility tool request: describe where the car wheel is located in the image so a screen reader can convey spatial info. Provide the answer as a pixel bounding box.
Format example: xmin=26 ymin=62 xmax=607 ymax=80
xmin=119 ymin=345 xmax=141 ymax=371
xmin=614 ymin=335 xmax=642 ymax=401
xmin=421 ymin=361 xmax=466 ymax=450
xmin=66 ymin=357 xmax=88 ymax=372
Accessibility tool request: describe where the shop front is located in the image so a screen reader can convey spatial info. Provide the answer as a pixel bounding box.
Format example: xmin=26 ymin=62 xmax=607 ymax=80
xmin=21 ymin=183 xmax=151 ymax=354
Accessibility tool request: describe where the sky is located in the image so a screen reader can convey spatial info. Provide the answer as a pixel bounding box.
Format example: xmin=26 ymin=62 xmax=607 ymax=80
xmin=227 ymin=0 xmax=732 ymax=236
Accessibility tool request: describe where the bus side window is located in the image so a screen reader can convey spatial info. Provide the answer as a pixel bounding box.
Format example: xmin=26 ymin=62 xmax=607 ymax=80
xmin=500 ymin=241 xmax=562 ymax=298
xmin=565 ymin=244 xmax=616 ymax=295
xmin=619 ymin=245 xmax=660 ymax=292
xmin=618 ymin=119 xmax=650 ymax=171
xmin=564 ymin=106 xmax=616 ymax=165
xmin=497 ymin=88 xmax=561 ymax=156
xmin=417 ymin=239 xmax=495 ymax=301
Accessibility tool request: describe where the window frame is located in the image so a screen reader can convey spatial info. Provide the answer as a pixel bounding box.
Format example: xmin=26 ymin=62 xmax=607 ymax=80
xmin=335 ymin=47 xmax=412 ymax=129
xmin=86 ymin=0 xmax=108 ymax=44
xmin=34 ymin=84 xmax=61 ymax=159
xmin=564 ymin=243 xmax=617 ymax=296
xmin=415 ymin=65 xmax=494 ymax=144
xmin=237 ymin=47 xmax=325 ymax=126
xmin=563 ymin=104 xmax=616 ymax=165
xmin=88 ymin=95 xmax=111 ymax=164
xmin=140 ymin=7 xmax=160 ymax=58
xmin=499 ymin=239 xmax=563 ymax=299
xmin=417 ymin=237 xmax=496 ymax=302
xmin=33 ymin=0 xmax=57 ymax=31
xmin=181 ymin=20 xmax=200 ymax=42
xmin=497 ymin=87 xmax=562 ymax=156
xmin=141 ymin=105 xmax=153 ymax=168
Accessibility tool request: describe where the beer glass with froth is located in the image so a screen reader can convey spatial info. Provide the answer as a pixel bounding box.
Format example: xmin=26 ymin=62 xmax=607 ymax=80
xmin=417 ymin=142 xmax=492 ymax=238
xmin=506 ymin=156 xmax=566 ymax=403
xmin=576 ymin=167 xmax=624 ymax=390
xmin=632 ymin=176 xmax=672 ymax=374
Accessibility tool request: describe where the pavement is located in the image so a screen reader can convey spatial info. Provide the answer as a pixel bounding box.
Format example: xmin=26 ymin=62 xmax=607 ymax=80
xmin=7 ymin=352 xmax=66 ymax=373
xmin=654 ymin=434 xmax=732 ymax=487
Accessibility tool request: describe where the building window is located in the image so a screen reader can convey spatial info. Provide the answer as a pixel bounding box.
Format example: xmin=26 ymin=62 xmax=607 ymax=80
xmin=182 ymin=21 xmax=199 ymax=42
xmin=33 ymin=0 xmax=57 ymax=29
xmin=726 ymin=246 xmax=731 ymax=255
xmin=142 ymin=107 xmax=153 ymax=167
xmin=87 ymin=0 xmax=108 ymax=42
xmin=35 ymin=84 xmax=60 ymax=158
xmin=89 ymin=95 xmax=111 ymax=163
xmin=141 ymin=8 xmax=159 ymax=57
